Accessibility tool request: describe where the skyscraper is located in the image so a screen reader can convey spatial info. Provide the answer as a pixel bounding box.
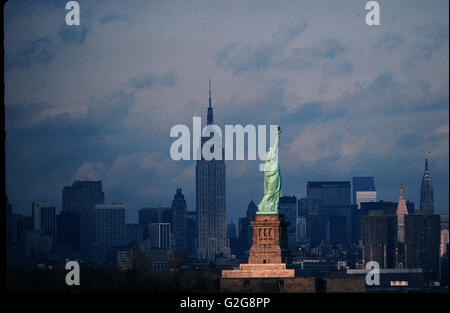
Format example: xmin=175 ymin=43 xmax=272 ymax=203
xmin=420 ymin=158 xmax=435 ymax=213
xmin=138 ymin=206 xmax=172 ymax=240
xmin=396 ymin=187 xmax=408 ymax=243
xmin=56 ymin=211 xmax=80 ymax=252
xmin=352 ymin=176 xmax=376 ymax=208
xmin=227 ymin=221 xmax=237 ymax=239
xmin=32 ymin=201 xmax=56 ymax=234
xmin=306 ymin=182 xmax=353 ymax=245
xmin=196 ymin=81 xmax=229 ymax=261
xmin=171 ymin=188 xmax=187 ymax=251
xmin=279 ymin=196 xmax=297 ymax=246
xmin=94 ymin=203 xmax=126 ymax=263
xmin=149 ymin=223 xmax=171 ymax=251
xmin=405 ymin=212 xmax=440 ymax=279
xmin=362 ymin=212 xmax=398 ymax=269
xmin=62 ymin=180 xmax=105 ymax=260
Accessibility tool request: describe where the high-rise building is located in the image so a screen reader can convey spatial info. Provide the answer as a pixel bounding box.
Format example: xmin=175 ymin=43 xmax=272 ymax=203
xmin=298 ymin=197 xmax=322 ymax=246
xmin=306 ymin=182 xmax=353 ymax=245
xmin=441 ymin=215 xmax=449 ymax=257
xmin=138 ymin=206 xmax=172 ymax=240
xmin=149 ymin=223 xmax=171 ymax=251
xmin=420 ymin=158 xmax=435 ymax=213
xmin=185 ymin=211 xmax=198 ymax=257
xmin=62 ymin=180 xmax=105 ymax=259
xmin=32 ymin=201 xmax=56 ymax=251
xmin=279 ymin=196 xmax=297 ymax=246
xmin=245 ymin=200 xmax=258 ymax=252
xmin=362 ymin=213 xmax=397 ymax=268
xmin=125 ymin=224 xmax=144 ymax=246
xmin=307 ymin=181 xmax=351 ymax=207
xmin=227 ymin=221 xmax=237 ymax=239
xmin=405 ymin=212 xmax=440 ymax=279
xmin=56 ymin=211 xmax=80 ymax=251
xmin=32 ymin=201 xmax=56 ymax=233
xmin=396 ymin=187 xmax=408 ymax=243
xmin=94 ymin=203 xmax=126 ymax=263
xmin=441 ymin=229 xmax=449 ymax=257
xmin=352 ymin=176 xmax=376 ymax=208
xmin=171 ymin=188 xmax=187 ymax=251
xmin=196 ymin=81 xmax=229 ymax=261
xmin=296 ymin=216 xmax=307 ymax=241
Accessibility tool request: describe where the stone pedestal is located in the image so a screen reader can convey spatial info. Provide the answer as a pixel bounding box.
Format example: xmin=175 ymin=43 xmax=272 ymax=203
xmin=248 ymin=214 xmax=291 ymax=264
xmin=222 ymin=214 xmax=294 ymax=278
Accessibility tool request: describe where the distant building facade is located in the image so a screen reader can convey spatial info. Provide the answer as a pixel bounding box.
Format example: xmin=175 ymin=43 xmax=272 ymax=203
xmin=94 ymin=203 xmax=126 ymax=263
xmin=361 ymin=213 xmax=397 ymax=268
xmin=62 ymin=180 xmax=105 ymax=260
xmin=171 ymin=188 xmax=187 ymax=251
xmin=352 ymin=176 xmax=376 ymax=209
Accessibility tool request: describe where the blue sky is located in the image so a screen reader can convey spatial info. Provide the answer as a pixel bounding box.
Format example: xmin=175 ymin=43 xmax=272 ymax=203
xmin=5 ymin=0 xmax=449 ymax=223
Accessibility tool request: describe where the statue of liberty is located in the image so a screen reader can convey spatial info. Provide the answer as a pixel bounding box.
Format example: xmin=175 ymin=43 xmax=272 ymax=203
xmin=257 ymin=126 xmax=282 ymax=214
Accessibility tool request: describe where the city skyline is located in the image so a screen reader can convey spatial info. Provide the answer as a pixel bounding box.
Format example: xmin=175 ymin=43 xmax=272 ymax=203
xmin=5 ymin=0 xmax=449 ymax=225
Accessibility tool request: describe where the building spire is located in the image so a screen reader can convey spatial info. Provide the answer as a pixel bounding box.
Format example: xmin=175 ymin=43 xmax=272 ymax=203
xmin=207 ymin=76 xmax=214 ymax=125
xmin=420 ymin=157 xmax=434 ymax=212
xmin=396 ymin=186 xmax=408 ymax=243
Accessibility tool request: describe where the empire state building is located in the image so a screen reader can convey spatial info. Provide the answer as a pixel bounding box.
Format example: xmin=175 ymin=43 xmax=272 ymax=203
xmin=196 ymin=80 xmax=230 ymax=261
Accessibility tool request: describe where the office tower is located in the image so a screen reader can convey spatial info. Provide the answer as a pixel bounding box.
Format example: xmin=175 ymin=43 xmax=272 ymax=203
xmin=238 ymin=217 xmax=250 ymax=256
xmin=298 ymin=197 xmax=320 ymax=217
xmin=361 ymin=213 xmax=397 ymax=268
xmin=246 ymin=201 xmax=258 ymax=250
xmin=352 ymin=176 xmax=376 ymax=208
xmin=227 ymin=221 xmax=237 ymax=239
xmin=405 ymin=212 xmax=440 ymax=279
xmin=441 ymin=215 xmax=449 ymax=257
xmin=149 ymin=223 xmax=171 ymax=251
xmin=126 ymin=224 xmax=144 ymax=246
xmin=279 ymin=196 xmax=297 ymax=246
xmin=139 ymin=206 xmax=172 ymax=240
xmin=56 ymin=211 xmax=80 ymax=251
xmin=307 ymin=181 xmax=351 ymax=206
xmin=32 ymin=201 xmax=56 ymax=251
xmin=196 ymin=82 xmax=229 ymax=261
xmin=441 ymin=229 xmax=449 ymax=257
xmin=396 ymin=187 xmax=408 ymax=243
xmin=94 ymin=203 xmax=126 ymax=263
xmin=171 ymin=188 xmax=187 ymax=251
xmin=185 ymin=211 xmax=198 ymax=257
xmin=419 ymin=158 xmax=434 ymax=213
xmin=298 ymin=197 xmax=322 ymax=246
xmin=306 ymin=182 xmax=353 ymax=245
xmin=32 ymin=201 xmax=56 ymax=233
xmin=62 ymin=180 xmax=105 ymax=259
xmin=296 ymin=216 xmax=307 ymax=241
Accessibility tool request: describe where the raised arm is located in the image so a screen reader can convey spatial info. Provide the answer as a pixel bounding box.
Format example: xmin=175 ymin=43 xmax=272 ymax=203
xmin=272 ymin=126 xmax=280 ymax=151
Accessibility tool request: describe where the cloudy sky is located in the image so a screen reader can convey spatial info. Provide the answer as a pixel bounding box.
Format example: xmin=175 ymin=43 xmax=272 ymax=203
xmin=5 ymin=0 xmax=449 ymax=223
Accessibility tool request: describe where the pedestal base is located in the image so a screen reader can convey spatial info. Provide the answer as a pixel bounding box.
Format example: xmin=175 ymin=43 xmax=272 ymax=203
xmin=222 ymin=263 xmax=295 ymax=278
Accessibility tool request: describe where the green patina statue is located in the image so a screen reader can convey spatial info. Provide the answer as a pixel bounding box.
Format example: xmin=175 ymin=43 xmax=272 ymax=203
xmin=257 ymin=126 xmax=282 ymax=215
